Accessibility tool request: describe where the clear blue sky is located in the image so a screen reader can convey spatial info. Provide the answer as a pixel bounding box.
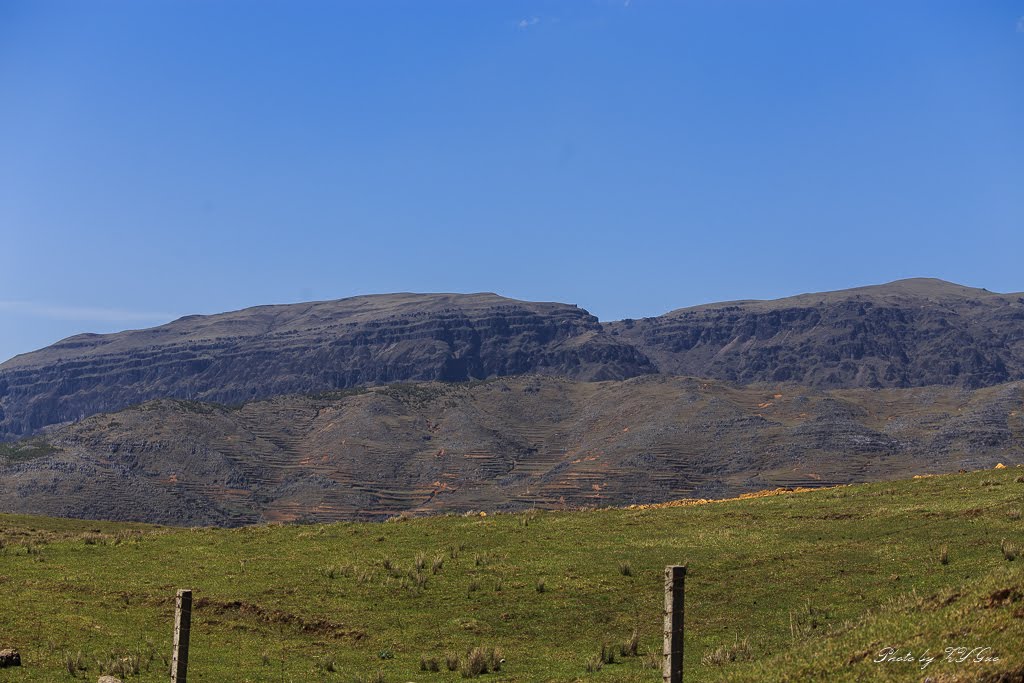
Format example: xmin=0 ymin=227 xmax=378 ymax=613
xmin=2 ymin=1 xmax=1023 ymax=363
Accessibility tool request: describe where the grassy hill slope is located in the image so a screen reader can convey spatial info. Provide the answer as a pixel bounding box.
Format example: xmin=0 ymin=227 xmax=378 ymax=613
xmin=0 ymin=467 xmax=1022 ymax=681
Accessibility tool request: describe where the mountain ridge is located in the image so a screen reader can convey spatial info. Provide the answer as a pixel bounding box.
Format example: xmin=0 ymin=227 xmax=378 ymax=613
xmin=3 ymin=278 xmax=1024 ymax=441
xmin=0 ymin=292 xmax=654 ymax=440
xmin=651 ymin=277 xmax=1017 ymax=315
xmin=608 ymin=277 xmax=1024 ymax=389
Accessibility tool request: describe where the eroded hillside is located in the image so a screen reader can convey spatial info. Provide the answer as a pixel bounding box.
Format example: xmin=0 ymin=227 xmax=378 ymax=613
xmin=2 ymin=375 xmax=1021 ymax=525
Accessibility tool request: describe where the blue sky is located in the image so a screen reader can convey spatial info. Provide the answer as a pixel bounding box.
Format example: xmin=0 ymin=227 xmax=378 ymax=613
xmin=2 ymin=0 xmax=1023 ymax=363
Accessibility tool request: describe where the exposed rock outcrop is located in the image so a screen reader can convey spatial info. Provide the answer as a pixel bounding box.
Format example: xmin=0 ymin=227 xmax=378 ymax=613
xmin=0 ymin=293 xmax=654 ymax=440
xmin=608 ymin=278 xmax=1024 ymax=388
xmin=0 ymin=649 xmax=20 ymax=667
xmin=3 ymin=279 xmax=1024 ymax=444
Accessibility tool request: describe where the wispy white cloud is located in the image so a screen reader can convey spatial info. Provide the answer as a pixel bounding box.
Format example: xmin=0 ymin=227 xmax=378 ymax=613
xmin=518 ymin=16 xmax=540 ymax=29
xmin=0 ymin=300 xmax=177 ymax=323
xmin=1018 ymin=16 xmax=1024 ymax=32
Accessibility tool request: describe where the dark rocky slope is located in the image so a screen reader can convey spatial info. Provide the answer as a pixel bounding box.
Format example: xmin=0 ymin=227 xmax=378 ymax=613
xmin=1 ymin=375 xmax=1021 ymax=526
xmin=608 ymin=278 xmax=1024 ymax=388
xmin=0 ymin=293 xmax=654 ymax=440
xmin=4 ymin=279 xmax=1024 ymax=443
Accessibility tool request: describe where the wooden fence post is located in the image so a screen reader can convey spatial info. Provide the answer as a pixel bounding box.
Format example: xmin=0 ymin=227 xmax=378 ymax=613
xmin=171 ymin=589 xmax=192 ymax=683
xmin=663 ymin=565 xmax=685 ymax=683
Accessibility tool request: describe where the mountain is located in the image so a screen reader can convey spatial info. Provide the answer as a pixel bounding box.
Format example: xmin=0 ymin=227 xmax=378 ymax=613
xmin=608 ymin=278 xmax=1024 ymax=388
xmin=2 ymin=375 xmax=1021 ymax=526
xmin=3 ymin=278 xmax=1024 ymax=443
xmin=0 ymin=293 xmax=654 ymax=441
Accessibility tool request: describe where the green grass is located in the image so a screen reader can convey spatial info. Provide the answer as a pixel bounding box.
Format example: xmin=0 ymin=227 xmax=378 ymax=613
xmin=0 ymin=468 xmax=1022 ymax=681
xmin=0 ymin=439 xmax=58 ymax=465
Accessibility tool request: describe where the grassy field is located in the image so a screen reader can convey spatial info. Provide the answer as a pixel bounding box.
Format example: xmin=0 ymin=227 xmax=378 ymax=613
xmin=0 ymin=467 xmax=1022 ymax=682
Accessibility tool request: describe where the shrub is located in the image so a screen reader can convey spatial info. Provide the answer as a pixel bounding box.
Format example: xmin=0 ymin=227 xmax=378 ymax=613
xmin=1002 ymin=539 xmax=1018 ymax=561
xmin=618 ymin=561 xmax=633 ymax=577
xmin=939 ymin=545 xmax=949 ymax=565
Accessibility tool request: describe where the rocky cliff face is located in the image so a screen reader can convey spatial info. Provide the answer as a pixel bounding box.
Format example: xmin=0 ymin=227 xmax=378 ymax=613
xmin=0 ymin=293 xmax=655 ymax=441
xmin=4 ymin=279 xmax=1024 ymax=442
xmin=608 ymin=278 xmax=1024 ymax=389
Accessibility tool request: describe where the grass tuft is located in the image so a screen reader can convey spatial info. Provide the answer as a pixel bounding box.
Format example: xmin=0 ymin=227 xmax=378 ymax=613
xmin=63 ymin=650 xmax=85 ymax=676
xmin=701 ymin=638 xmax=754 ymax=666
xmin=461 ymin=647 xmax=487 ymax=678
xmin=620 ymin=629 xmax=640 ymax=657
xmin=453 ymin=646 xmax=502 ymax=678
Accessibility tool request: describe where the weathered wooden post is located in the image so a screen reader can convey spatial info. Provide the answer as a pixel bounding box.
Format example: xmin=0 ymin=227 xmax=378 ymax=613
xmin=171 ymin=589 xmax=192 ymax=682
xmin=663 ymin=565 xmax=685 ymax=683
